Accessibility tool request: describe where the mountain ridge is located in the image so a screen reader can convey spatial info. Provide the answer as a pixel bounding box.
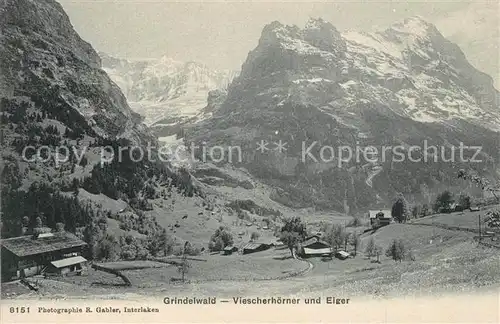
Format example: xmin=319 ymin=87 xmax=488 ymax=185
xmin=184 ymin=17 xmax=500 ymax=212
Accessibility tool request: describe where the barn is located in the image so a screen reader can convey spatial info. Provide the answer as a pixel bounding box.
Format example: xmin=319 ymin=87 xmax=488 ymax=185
xmin=242 ymin=242 xmax=271 ymax=255
xmin=298 ymin=235 xmax=333 ymax=258
xmin=1 ymin=232 xmax=87 ymax=281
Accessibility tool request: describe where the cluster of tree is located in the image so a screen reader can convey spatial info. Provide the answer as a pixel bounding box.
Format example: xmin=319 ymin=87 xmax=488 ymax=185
xmin=1 ymin=182 xmax=94 ymax=237
xmin=84 ymin=220 xmax=173 ymax=261
xmin=392 ymin=193 xmax=410 ymax=223
xmin=1 ymin=176 xmax=177 ymax=261
xmin=1 ymin=158 xmax=22 ymax=191
xmin=226 ymin=199 xmax=282 ymax=218
xmin=385 ymin=239 xmax=414 ymax=262
xmin=208 ymin=226 xmax=234 ymax=251
xmin=391 ymin=190 xmax=473 ymax=222
xmin=433 ymin=191 xmax=471 ymax=213
xmin=365 ymin=237 xmax=414 ymax=263
xmin=26 ymin=79 xmax=96 ymax=138
xmin=63 ymin=126 xmax=85 ymax=140
xmin=458 ymin=169 xmax=499 ymax=203
xmin=280 ymin=217 xmax=307 ymax=257
xmin=81 ymin=148 xmax=196 ymax=206
xmin=364 ymin=237 xmax=383 ymax=263
xmin=323 ymin=223 xmax=361 ymax=256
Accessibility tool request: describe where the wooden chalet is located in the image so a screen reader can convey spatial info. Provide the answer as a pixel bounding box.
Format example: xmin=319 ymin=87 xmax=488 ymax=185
xmin=298 ymin=235 xmax=333 ymax=258
xmin=1 ymin=232 xmax=87 ymax=281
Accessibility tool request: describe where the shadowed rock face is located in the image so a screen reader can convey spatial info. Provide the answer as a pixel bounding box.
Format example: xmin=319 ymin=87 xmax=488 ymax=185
xmin=186 ymin=17 xmax=500 ymax=212
xmin=0 ymin=0 xmax=153 ymax=144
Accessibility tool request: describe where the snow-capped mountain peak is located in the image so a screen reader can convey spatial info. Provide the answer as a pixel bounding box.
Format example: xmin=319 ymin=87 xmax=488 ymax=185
xmin=388 ymin=16 xmax=439 ymax=38
xmin=100 ymin=53 xmax=238 ymax=126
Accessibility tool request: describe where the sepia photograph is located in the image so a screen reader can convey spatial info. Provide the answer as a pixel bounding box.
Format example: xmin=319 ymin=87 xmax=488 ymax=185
xmin=0 ymin=0 xmax=499 ymax=322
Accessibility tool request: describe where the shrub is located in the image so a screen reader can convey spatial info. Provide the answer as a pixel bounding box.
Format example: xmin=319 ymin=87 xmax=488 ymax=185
xmin=458 ymin=194 xmax=471 ymax=210
xmin=347 ymin=216 xmax=364 ymax=227
xmin=433 ymin=191 xmax=454 ymax=213
xmin=385 ymin=239 xmax=408 ymax=262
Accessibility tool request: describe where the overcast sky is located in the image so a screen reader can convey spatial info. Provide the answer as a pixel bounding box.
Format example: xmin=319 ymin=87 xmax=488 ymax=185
xmin=58 ymin=0 xmax=498 ymax=83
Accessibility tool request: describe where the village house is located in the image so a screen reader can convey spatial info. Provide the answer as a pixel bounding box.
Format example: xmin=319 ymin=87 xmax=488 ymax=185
xmin=0 ymin=232 xmax=88 ymax=281
xmin=368 ymin=209 xmax=392 ymax=228
xmin=241 ymin=242 xmax=272 ymax=255
xmin=298 ymin=235 xmax=333 ymax=258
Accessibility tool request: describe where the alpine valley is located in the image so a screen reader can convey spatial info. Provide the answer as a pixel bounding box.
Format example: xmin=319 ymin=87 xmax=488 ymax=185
xmin=1 ymin=0 xmax=500 ymax=302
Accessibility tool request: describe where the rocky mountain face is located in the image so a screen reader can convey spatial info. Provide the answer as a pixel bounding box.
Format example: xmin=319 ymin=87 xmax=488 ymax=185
xmin=0 ymin=0 xmax=284 ymax=253
xmin=0 ymin=0 xmax=185 ymax=240
xmin=0 ymin=0 xmax=153 ymax=144
xmin=100 ymin=52 xmax=237 ymax=130
xmin=186 ymin=17 xmax=500 ymax=212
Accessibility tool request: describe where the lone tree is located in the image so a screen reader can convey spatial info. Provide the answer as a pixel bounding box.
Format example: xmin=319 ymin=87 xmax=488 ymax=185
xmin=433 ymin=191 xmax=454 ymax=213
xmin=343 ymin=232 xmax=351 ymax=251
xmin=421 ymin=204 xmax=430 ymax=217
xmin=280 ymin=217 xmax=307 ymax=257
xmin=178 ymin=242 xmax=191 ymax=282
xmin=374 ymin=244 xmax=383 ymax=263
xmin=250 ymin=231 xmax=260 ymax=242
xmin=392 ymin=193 xmax=410 ymax=223
xmin=385 ymin=239 xmax=407 ymax=262
xmin=349 ymin=232 xmax=361 ymax=257
xmin=365 ymin=237 xmax=376 ymax=259
xmin=458 ymin=169 xmax=499 ymax=203
xmin=325 ymin=223 xmax=347 ymax=251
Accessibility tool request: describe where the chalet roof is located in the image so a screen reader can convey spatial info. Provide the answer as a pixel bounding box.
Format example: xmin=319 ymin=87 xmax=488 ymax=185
xmin=242 ymin=243 xmax=260 ymax=250
xmin=242 ymin=242 xmax=270 ymax=251
xmin=303 ymin=247 xmax=333 ymax=255
xmin=1 ymin=232 xmax=87 ymax=258
xmin=301 ymin=236 xmax=330 ymax=248
xmin=50 ymin=256 xmax=87 ymax=269
xmin=368 ymin=210 xmax=391 ymax=219
xmin=301 ymin=237 xmax=319 ymax=246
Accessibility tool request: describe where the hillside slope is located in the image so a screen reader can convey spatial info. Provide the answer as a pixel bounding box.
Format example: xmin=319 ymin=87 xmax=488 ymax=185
xmin=0 ymin=0 xmax=198 ymax=256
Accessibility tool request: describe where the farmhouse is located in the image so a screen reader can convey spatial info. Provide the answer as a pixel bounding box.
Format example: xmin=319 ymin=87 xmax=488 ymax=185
xmin=1 ymin=232 xmax=87 ymax=281
xmin=298 ymin=235 xmax=333 ymax=258
xmin=368 ymin=209 xmax=392 ymax=227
